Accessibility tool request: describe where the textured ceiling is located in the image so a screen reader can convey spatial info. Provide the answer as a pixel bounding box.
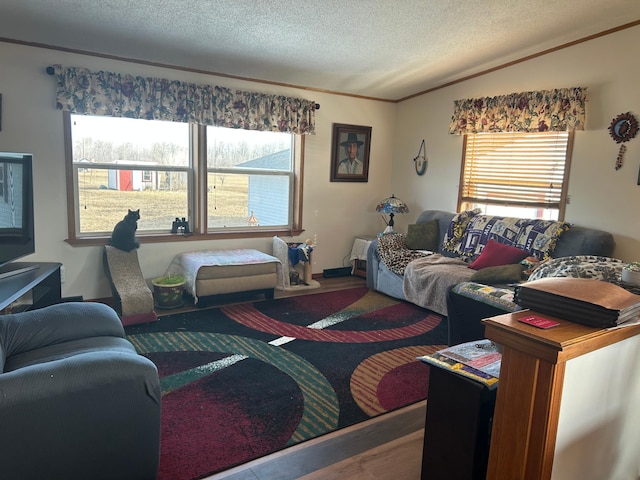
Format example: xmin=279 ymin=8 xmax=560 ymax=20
xmin=1 ymin=0 xmax=639 ymax=101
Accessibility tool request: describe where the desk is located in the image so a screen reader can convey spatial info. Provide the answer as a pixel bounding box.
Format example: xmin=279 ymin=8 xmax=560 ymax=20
xmin=350 ymin=235 xmax=376 ymax=278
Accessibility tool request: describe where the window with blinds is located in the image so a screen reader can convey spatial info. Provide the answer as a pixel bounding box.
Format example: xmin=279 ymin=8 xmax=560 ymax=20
xmin=458 ymin=131 xmax=573 ymax=221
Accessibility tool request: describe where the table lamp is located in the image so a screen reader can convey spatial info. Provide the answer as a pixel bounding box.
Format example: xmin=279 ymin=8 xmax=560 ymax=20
xmin=376 ymin=194 xmax=409 ymax=234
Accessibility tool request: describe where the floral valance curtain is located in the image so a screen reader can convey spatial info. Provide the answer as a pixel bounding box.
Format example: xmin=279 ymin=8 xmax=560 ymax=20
xmin=50 ymin=64 xmax=316 ymax=134
xmin=448 ymin=87 xmax=587 ymax=134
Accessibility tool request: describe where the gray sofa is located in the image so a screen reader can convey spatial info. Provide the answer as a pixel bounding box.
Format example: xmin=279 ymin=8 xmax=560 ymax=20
xmin=366 ymin=210 xmax=616 ymax=342
xmin=0 ymin=302 xmax=161 ymax=480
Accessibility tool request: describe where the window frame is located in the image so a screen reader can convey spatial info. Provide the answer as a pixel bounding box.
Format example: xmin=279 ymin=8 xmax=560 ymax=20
xmin=63 ymin=112 xmax=305 ymax=246
xmin=203 ymin=125 xmax=296 ymax=232
xmin=457 ymin=131 xmax=574 ymax=221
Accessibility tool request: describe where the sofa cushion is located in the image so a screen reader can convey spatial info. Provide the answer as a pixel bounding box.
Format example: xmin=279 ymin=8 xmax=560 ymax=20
xmin=405 ymin=220 xmax=439 ymax=251
xmin=470 ymin=263 xmax=525 ymax=284
xmin=458 ymin=215 xmax=570 ymax=260
xmin=469 ymin=239 xmax=529 ymax=269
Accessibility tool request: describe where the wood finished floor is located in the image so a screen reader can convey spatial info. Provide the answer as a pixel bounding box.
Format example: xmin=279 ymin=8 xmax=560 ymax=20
xmin=165 ymin=275 xmax=426 ymax=480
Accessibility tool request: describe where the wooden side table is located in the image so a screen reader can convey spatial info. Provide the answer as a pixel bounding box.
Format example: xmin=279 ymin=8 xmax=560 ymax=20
xmin=350 ymin=235 xmax=376 ymax=278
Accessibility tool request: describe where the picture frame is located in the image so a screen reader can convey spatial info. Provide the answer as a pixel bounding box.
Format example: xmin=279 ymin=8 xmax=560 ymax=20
xmin=330 ymin=123 xmax=372 ymax=182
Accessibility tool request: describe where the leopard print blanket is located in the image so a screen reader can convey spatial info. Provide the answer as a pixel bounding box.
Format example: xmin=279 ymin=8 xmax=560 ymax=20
xmin=376 ymin=233 xmax=432 ymax=275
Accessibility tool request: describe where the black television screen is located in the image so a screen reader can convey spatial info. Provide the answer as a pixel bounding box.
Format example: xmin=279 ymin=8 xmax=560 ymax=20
xmin=0 ymin=153 xmax=35 ymax=268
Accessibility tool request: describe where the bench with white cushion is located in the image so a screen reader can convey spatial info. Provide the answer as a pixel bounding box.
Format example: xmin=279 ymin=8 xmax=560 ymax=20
xmin=165 ymin=249 xmax=280 ymax=306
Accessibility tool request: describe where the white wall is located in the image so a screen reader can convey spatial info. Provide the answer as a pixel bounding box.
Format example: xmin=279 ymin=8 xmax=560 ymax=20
xmin=393 ymin=25 xmax=640 ymax=262
xmin=2 ymin=24 xmax=639 ymax=300
xmin=0 ymin=42 xmax=396 ymax=300
xmin=552 ymin=334 xmax=640 ymax=480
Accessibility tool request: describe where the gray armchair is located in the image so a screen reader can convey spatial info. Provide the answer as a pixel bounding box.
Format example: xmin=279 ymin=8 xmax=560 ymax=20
xmin=0 ymin=302 xmax=161 ymax=480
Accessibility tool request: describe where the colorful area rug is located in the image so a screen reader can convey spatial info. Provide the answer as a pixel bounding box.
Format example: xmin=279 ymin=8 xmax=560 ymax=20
xmin=125 ymin=287 xmax=447 ymax=480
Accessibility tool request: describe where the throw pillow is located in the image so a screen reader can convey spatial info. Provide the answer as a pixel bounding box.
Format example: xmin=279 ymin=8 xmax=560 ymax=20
xmin=470 ymin=264 xmax=525 ymax=284
xmin=527 ymin=255 xmax=624 ymax=282
xmin=521 ymin=256 xmax=541 ymax=279
xmin=442 ymin=209 xmax=482 ymax=255
xmin=405 ymin=220 xmax=439 ymax=251
xmin=469 ymin=239 xmax=529 ymax=270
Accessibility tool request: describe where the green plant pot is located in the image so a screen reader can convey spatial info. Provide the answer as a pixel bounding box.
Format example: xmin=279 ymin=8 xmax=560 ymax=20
xmin=151 ymin=276 xmax=186 ymax=309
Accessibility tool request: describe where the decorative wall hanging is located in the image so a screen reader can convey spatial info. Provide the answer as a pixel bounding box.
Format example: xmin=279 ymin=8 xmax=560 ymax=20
xmin=413 ymin=139 xmax=427 ymax=176
xmin=608 ymin=112 xmax=638 ymax=170
xmin=330 ymin=123 xmax=371 ymax=182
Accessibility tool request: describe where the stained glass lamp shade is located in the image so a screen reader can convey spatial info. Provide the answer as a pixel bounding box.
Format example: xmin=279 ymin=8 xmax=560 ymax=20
xmin=376 ymin=194 xmax=409 ymax=233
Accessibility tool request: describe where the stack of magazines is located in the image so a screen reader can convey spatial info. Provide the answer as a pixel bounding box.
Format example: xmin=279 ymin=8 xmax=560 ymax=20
xmin=515 ymin=277 xmax=640 ymax=328
xmin=417 ymin=339 xmax=501 ymax=389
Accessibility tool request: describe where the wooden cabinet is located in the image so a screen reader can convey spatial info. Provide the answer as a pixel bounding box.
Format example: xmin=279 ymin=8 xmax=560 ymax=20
xmin=483 ymin=310 xmax=640 ymax=480
xmin=0 ymin=262 xmax=62 ymax=313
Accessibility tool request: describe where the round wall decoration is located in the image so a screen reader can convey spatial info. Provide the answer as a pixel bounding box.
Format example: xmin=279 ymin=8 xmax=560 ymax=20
xmin=609 ymin=112 xmax=638 ymax=143
xmin=608 ymin=112 xmax=638 ymax=170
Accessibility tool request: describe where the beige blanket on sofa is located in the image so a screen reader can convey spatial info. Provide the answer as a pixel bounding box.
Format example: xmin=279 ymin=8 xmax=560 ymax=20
xmin=402 ymin=254 xmax=474 ymax=316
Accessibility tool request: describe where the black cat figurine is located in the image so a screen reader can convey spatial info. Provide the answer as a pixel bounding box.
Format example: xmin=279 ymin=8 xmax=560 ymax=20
xmin=109 ymin=209 xmax=140 ymax=252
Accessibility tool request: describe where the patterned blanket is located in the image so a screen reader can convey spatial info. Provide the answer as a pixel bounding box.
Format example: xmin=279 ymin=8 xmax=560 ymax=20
xmin=165 ymin=249 xmax=281 ymax=303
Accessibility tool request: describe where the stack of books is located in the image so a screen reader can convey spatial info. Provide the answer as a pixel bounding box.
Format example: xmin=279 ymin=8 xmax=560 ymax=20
xmin=515 ymin=277 xmax=640 ymax=328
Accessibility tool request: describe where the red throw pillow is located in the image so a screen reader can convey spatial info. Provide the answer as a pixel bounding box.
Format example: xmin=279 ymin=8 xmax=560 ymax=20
xmin=469 ymin=239 xmax=528 ymax=270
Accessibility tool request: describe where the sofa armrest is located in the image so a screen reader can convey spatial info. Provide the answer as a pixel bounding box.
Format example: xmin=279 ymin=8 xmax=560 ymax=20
xmin=446 ymin=282 xmax=521 ymax=346
xmin=0 ymin=350 xmax=159 ymax=407
xmin=450 ymin=282 xmax=519 ymax=311
xmin=0 ymin=351 xmax=160 ymax=479
xmin=366 ymin=238 xmax=380 ymax=289
xmin=0 ymin=302 xmax=125 ymax=358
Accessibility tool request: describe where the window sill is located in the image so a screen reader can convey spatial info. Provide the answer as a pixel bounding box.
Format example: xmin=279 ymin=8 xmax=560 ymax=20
xmin=65 ymin=228 xmax=305 ymax=247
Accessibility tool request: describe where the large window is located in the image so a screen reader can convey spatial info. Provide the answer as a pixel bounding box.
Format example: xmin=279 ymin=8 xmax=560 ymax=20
xmin=66 ymin=113 xmax=302 ymax=244
xmin=459 ymin=131 xmax=573 ymax=220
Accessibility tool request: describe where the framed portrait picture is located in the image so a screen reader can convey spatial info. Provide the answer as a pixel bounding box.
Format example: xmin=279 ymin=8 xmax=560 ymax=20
xmin=330 ymin=123 xmax=372 ymax=182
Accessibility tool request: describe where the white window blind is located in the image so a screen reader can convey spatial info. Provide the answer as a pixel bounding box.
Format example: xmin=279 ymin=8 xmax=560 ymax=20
xmin=459 ymin=131 xmax=572 ymax=219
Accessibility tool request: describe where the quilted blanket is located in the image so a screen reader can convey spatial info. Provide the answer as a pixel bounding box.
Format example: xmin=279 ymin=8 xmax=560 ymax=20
xmin=402 ymin=255 xmax=474 ymax=315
